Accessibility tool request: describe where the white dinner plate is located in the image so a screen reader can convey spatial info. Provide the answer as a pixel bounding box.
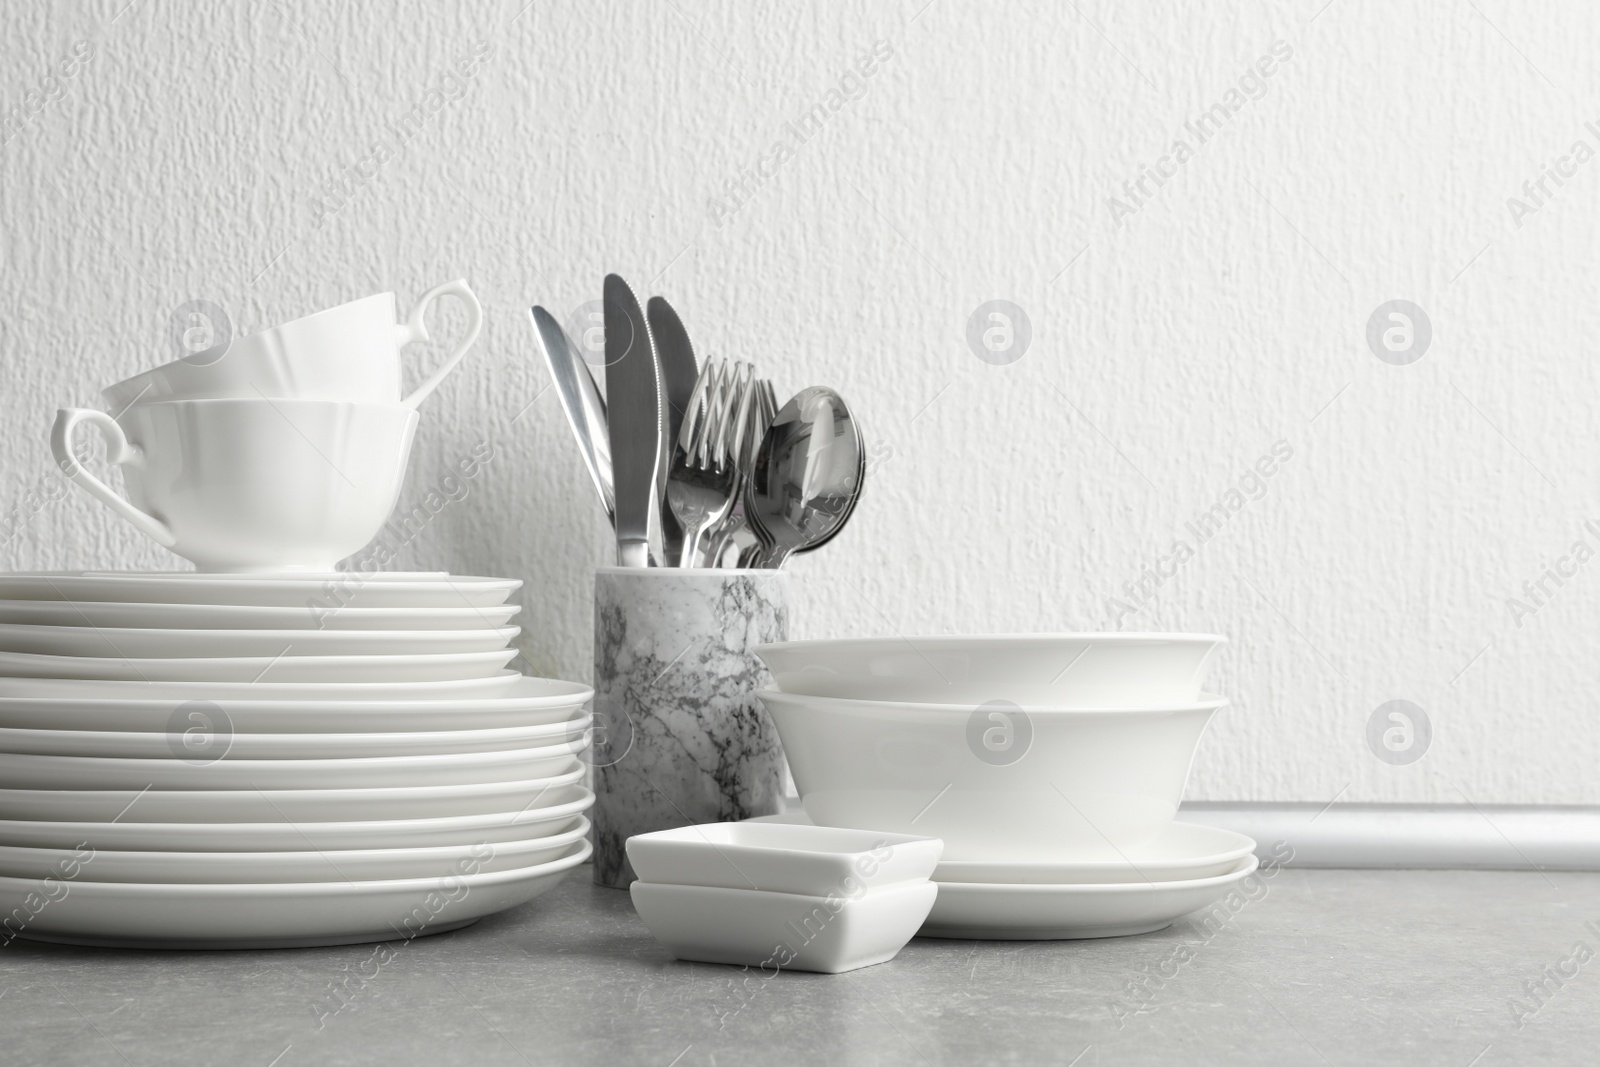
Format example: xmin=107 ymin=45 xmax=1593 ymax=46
xmin=0 ymin=675 xmax=589 ymax=732
xmin=0 ymin=600 xmax=520 ymax=631
xmin=0 ymin=648 xmax=517 ymax=683
xmin=0 ymin=671 xmax=523 ymax=703
xmin=0 ymin=572 xmax=520 ymax=608
xmin=0 ymin=766 xmax=589 ymax=822
xmin=0 ymin=818 xmax=591 ymax=883
xmin=0 ymin=737 xmax=588 ymax=790
xmin=0 ymin=787 xmax=592 ymax=850
xmin=920 ymin=856 xmax=1262 ymax=939
xmin=0 ymin=623 xmax=519 ymax=658
xmin=0 ymin=838 xmax=591 ymax=949
xmin=0 ymin=715 xmax=590 ymax=759
xmin=932 ymin=822 xmax=1257 ymax=885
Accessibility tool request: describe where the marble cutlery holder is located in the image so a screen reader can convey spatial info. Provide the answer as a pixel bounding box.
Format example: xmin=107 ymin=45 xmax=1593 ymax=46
xmin=591 ymin=567 xmax=789 ymax=888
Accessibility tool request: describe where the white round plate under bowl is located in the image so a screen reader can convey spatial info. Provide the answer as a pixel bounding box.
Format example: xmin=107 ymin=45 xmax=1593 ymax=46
xmin=932 ymin=822 xmax=1257 ymax=885
xmin=920 ymin=856 xmax=1261 ymax=940
xmin=0 ymin=715 xmax=590 ymax=759
xmin=0 ymin=600 xmax=521 ymax=631
xmin=0 ymin=838 xmax=591 ymax=949
xmin=0 ymin=737 xmax=588 ymax=790
xmin=0 ymin=766 xmax=589 ymax=822
xmin=0 ymin=623 xmax=519 ymax=658
xmin=0 ymin=675 xmax=591 ymax=733
xmin=0 ymin=572 xmax=521 ymax=609
xmin=0 ymin=671 xmax=544 ymax=723
xmin=0 ymin=787 xmax=592 ymax=851
xmin=0 ymin=648 xmax=517 ymax=683
xmin=0 ymin=818 xmax=591 ymax=883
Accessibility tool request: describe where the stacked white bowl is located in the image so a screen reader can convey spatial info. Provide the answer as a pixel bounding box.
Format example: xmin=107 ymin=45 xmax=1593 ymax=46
xmin=0 ymin=572 xmax=594 ymax=949
xmin=754 ymin=634 xmax=1260 ymax=940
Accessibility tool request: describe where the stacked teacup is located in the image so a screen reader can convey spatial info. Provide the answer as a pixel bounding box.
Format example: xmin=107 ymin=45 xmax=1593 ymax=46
xmin=754 ymin=634 xmax=1260 ymax=940
xmin=0 ymin=283 xmax=597 ymax=949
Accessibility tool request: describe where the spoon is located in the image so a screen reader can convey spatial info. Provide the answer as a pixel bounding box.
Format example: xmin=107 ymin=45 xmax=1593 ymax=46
xmin=743 ymin=387 xmax=864 ymax=568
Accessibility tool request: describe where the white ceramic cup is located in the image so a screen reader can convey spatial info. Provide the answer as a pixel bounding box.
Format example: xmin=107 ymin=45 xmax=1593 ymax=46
xmin=52 ymin=399 xmax=419 ymax=572
xmin=102 ymin=279 xmax=483 ymax=411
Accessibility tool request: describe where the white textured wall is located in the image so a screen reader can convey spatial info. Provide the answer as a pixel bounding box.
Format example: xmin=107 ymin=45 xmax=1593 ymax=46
xmin=3 ymin=0 xmax=1595 ymax=803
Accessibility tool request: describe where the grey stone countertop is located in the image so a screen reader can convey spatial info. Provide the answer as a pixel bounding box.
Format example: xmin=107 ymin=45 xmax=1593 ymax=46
xmin=2 ymin=866 xmax=1597 ymax=1066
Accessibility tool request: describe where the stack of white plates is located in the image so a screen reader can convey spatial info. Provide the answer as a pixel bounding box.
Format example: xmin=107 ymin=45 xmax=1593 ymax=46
xmin=0 ymin=571 xmax=594 ymax=949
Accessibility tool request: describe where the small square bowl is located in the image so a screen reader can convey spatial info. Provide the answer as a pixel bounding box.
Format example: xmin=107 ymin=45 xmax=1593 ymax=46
xmin=625 ymin=821 xmax=943 ymax=897
xmin=631 ymin=880 xmax=938 ymax=974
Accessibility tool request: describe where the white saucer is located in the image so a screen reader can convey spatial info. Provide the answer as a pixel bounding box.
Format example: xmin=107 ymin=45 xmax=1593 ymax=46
xmin=932 ymin=821 xmax=1256 ymax=884
xmin=0 ymin=623 xmax=519 ymax=658
xmin=0 ymin=673 xmax=573 ymax=729
xmin=0 ymin=737 xmax=587 ymax=790
xmin=0 ymin=648 xmax=517 ymax=683
xmin=0 ymin=818 xmax=591 ymax=883
xmin=0 ymin=787 xmax=592 ymax=850
xmin=0 ymin=765 xmax=589 ymax=822
xmin=0 ymin=600 xmax=520 ymax=631
xmin=0 ymin=714 xmax=590 ymax=758
xmin=921 ymin=856 xmax=1261 ymax=940
xmin=0 ymin=838 xmax=590 ymax=949
xmin=0 ymin=572 xmax=521 ymax=608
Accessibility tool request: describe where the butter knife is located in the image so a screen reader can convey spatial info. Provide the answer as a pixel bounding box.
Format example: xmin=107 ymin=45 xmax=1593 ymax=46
xmin=646 ymin=297 xmax=699 ymax=567
xmin=528 ymin=305 xmax=613 ymax=525
xmin=603 ymin=274 xmax=664 ymax=568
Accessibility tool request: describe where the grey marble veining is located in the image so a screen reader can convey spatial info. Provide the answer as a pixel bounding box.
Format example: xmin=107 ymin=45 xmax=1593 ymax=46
xmin=1 ymin=867 xmax=1596 ymax=1065
xmin=591 ymin=568 xmax=788 ymax=888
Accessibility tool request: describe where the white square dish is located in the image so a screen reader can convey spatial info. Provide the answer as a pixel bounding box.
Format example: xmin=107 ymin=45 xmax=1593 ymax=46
xmin=625 ymin=821 xmax=942 ymax=896
xmin=630 ymin=879 xmax=938 ymax=974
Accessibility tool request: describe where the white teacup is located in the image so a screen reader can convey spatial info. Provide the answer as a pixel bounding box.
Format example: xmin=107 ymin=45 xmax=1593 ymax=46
xmin=102 ymin=279 xmax=483 ymax=411
xmin=52 ymin=400 xmax=419 ymax=573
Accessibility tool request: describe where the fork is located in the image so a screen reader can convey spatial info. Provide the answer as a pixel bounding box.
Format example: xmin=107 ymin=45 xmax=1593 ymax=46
xmin=704 ymin=376 xmax=775 ymax=567
xmin=665 ymin=360 xmax=749 ymax=568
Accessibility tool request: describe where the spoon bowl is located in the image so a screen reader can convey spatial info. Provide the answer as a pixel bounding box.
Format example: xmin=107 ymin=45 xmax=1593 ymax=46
xmin=743 ymin=387 xmax=864 ymax=568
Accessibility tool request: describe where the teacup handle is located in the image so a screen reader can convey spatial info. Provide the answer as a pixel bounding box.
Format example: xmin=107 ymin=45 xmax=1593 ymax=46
xmin=50 ymin=408 xmax=177 ymax=548
xmin=395 ymin=278 xmax=484 ymax=409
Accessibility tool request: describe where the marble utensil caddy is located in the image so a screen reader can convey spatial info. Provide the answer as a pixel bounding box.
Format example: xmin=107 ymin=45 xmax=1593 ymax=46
xmin=590 ymin=567 xmax=789 ymax=888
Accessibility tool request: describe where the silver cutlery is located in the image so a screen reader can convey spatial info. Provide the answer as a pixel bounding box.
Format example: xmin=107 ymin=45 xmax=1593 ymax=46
xmin=602 ymin=274 xmax=664 ymax=568
xmin=646 ymin=297 xmax=699 ymax=567
xmin=666 ymin=360 xmax=751 ymax=568
xmin=743 ymin=386 xmax=864 ymax=569
xmin=528 ymin=306 xmax=614 ymax=525
xmin=705 ymin=376 xmax=774 ymax=567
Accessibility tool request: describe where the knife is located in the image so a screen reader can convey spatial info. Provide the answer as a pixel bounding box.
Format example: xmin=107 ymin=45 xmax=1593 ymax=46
xmin=646 ymin=297 xmax=699 ymax=567
xmin=528 ymin=306 xmax=614 ymax=525
xmin=603 ymin=274 xmax=664 ymax=568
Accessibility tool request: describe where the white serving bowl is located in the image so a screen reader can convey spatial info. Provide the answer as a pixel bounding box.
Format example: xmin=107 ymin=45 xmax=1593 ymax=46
xmin=755 ymin=633 xmax=1224 ymax=706
xmin=757 ymin=689 xmax=1224 ymax=863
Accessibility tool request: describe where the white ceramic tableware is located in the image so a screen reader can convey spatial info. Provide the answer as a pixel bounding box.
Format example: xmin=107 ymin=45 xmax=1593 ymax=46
xmin=0 ymin=766 xmax=589 ymax=822
xmin=0 ymin=788 xmax=592 ymax=851
xmin=102 ymin=279 xmax=483 ymax=410
xmin=749 ymin=813 xmax=1256 ymax=886
xmin=0 ymin=838 xmax=589 ymax=949
xmin=0 ymin=648 xmax=517 ymax=683
xmin=0 ymin=599 xmax=520 ymax=631
xmin=0 ymin=737 xmax=587 ymax=790
xmin=0 ymin=623 xmax=519 ymax=658
xmin=0 ymin=676 xmax=590 ymax=732
xmin=758 ymin=689 xmax=1224 ymax=862
xmin=627 ymin=822 xmax=942 ymax=897
xmin=755 ymin=633 xmax=1225 ymax=706
xmin=0 ymin=715 xmax=590 ymax=759
xmin=630 ymin=879 xmax=937 ymax=974
xmin=0 ymin=671 xmax=523 ymax=704
xmin=0 ymin=572 xmax=521 ymax=608
xmin=52 ymin=400 xmax=419 ymax=571
xmin=0 ymin=818 xmax=589 ymax=884
xmin=920 ymin=856 xmax=1262 ymax=939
